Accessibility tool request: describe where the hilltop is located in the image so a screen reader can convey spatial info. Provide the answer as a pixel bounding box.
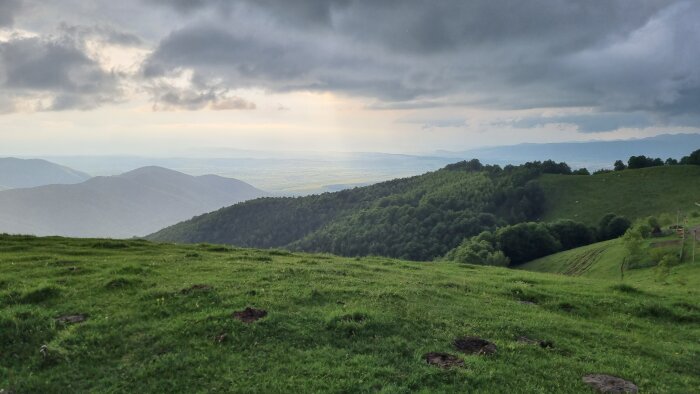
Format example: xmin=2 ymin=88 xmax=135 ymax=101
xmin=0 ymin=235 xmax=697 ymax=392
xmin=0 ymin=158 xmax=90 ymax=190
xmin=0 ymin=167 xmax=267 ymax=238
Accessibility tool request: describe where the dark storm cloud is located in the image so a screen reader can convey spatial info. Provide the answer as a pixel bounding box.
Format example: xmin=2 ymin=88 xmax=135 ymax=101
xmin=140 ymin=0 xmax=700 ymax=124
xmin=4 ymin=0 xmax=699 ymax=126
xmin=0 ymin=34 xmax=121 ymax=111
xmin=0 ymin=0 xmax=22 ymax=27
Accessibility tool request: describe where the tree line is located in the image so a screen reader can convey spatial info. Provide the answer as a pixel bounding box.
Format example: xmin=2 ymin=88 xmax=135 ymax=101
xmin=446 ymin=213 xmax=631 ymax=266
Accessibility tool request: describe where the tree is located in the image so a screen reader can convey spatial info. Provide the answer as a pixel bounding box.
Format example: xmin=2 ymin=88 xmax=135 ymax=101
xmin=606 ymin=216 xmax=632 ymax=239
xmin=656 ymin=253 xmax=678 ymax=283
xmin=598 ymin=213 xmax=631 ymax=240
xmin=496 ymin=223 xmax=561 ymax=265
xmin=680 ymin=149 xmax=700 ymax=165
xmin=614 ymin=160 xmax=627 ymax=171
xmin=448 ymin=231 xmax=509 ymax=266
xmin=547 ymin=220 xmax=595 ymax=250
xmin=572 ymin=168 xmax=590 ymax=175
xmin=621 ymin=226 xmax=645 ymax=267
xmin=665 ymin=158 xmax=678 ymax=166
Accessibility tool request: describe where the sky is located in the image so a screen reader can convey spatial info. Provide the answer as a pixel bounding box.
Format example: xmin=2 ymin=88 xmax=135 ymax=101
xmin=0 ymin=0 xmax=699 ymax=156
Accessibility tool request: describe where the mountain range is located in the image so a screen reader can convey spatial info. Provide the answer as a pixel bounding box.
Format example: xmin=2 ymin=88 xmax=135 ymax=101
xmin=446 ymin=133 xmax=700 ymax=170
xmin=0 ymin=157 xmax=91 ymax=189
xmin=0 ymin=166 xmax=267 ymax=238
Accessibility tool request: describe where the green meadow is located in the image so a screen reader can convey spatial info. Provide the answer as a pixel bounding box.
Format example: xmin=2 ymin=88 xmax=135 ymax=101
xmin=539 ymin=165 xmax=700 ymax=225
xmin=1 ymin=235 xmax=698 ymax=393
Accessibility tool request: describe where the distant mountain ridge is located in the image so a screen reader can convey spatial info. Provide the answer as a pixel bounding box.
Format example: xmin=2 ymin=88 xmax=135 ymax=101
xmin=0 ymin=166 xmax=267 ymax=238
xmin=0 ymin=157 xmax=91 ymax=189
xmin=442 ymin=133 xmax=700 ymax=169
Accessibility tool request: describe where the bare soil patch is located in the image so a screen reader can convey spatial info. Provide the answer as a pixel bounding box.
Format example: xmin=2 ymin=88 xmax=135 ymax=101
xmin=232 ymin=307 xmax=267 ymax=323
xmin=423 ymin=352 xmax=464 ymax=368
xmin=453 ymin=336 xmax=497 ymax=355
xmin=582 ymin=374 xmax=638 ymax=393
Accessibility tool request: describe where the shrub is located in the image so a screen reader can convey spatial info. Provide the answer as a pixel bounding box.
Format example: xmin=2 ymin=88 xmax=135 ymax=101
xmin=448 ymin=231 xmax=510 ymax=266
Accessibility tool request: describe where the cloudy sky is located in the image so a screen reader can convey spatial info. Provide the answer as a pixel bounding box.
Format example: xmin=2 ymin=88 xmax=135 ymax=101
xmin=0 ymin=0 xmax=698 ymax=155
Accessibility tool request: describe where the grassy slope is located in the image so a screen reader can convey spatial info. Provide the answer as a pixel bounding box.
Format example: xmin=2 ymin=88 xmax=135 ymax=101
xmin=539 ymin=165 xmax=700 ymax=225
xmin=1 ymin=236 xmax=698 ymax=393
xmin=520 ymin=220 xmax=700 ymax=288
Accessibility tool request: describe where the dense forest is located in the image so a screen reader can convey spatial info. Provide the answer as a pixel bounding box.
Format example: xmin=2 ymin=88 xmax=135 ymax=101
xmin=149 ymin=159 xmax=569 ymax=260
xmin=148 ymin=149 xmax=700 ymax=262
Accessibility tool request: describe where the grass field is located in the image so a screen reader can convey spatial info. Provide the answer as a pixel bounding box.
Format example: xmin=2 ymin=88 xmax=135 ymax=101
xmin=1 ymin=235 xmax=698 ymax=393
xmin=539 ymin=165 xmax=700 ymax=225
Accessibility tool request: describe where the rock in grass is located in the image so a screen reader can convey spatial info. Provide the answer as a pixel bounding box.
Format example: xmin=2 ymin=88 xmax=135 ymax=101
xmin=55 ymin=314 xmax=87 ymax=324
xmin=582 ymin=374 xmax=638 ymax=393
xmin=423 ymin=352 xmax=464 ymax=368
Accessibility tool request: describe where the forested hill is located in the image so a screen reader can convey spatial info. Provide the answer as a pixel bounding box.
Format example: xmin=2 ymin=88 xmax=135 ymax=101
xmin=147 ymin=160 xmax=565 ymax=260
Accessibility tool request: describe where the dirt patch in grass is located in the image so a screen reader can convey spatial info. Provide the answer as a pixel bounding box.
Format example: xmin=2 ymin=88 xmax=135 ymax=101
xmin=232 ymin=307 xmax=267 ymax=323
xmin=453 ymin=336 xmax=497 ymax=355
xmin=55 ymin=314 xmax=87 ymax=324
xmin=424 ymin=352 xmax=464 ymax=368
xmin=180 ymin=284 xmax=213 ymax=294
xmin=582 ymin=374 xmax=638 ymax=393
xmin=517 ymin=336 xmax=554 ymax=349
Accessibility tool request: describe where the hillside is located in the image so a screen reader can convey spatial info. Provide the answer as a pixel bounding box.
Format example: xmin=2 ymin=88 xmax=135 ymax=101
xmin=520 ymin=218 xmax=700 ymax=288
xmin=0 ymin=158 xmax=90 ymax=189
xmin=148 ymin=163 xmax=700 ymax=261
xmin=539 ymin=165 xmax=700 ymax=225
xmin=147 ymin=161 xmax=550 ymax=260
xmin=0 ymin=167 xmax=267 ymax=238
xmin=0 ymin=235 xmax=698 ymax=392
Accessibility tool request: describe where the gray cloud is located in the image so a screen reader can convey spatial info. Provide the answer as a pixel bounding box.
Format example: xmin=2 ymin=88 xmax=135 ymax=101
xmin=4 ymin=0 xmax=699 ymax=127
xmin=510 ymin=113 xmax=654 ymax=133
xmin=0 ymin=34 xmax=121 ymax=111
xmin=139 ymin=0 xmax=700 ymax=122
xmin=0 ymin=0 xmax=22 ymax=27
xmin=148 ymin=81 xmax=255 ymax=111
xmin=58 ymin=24 xmax=144 ymax=47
